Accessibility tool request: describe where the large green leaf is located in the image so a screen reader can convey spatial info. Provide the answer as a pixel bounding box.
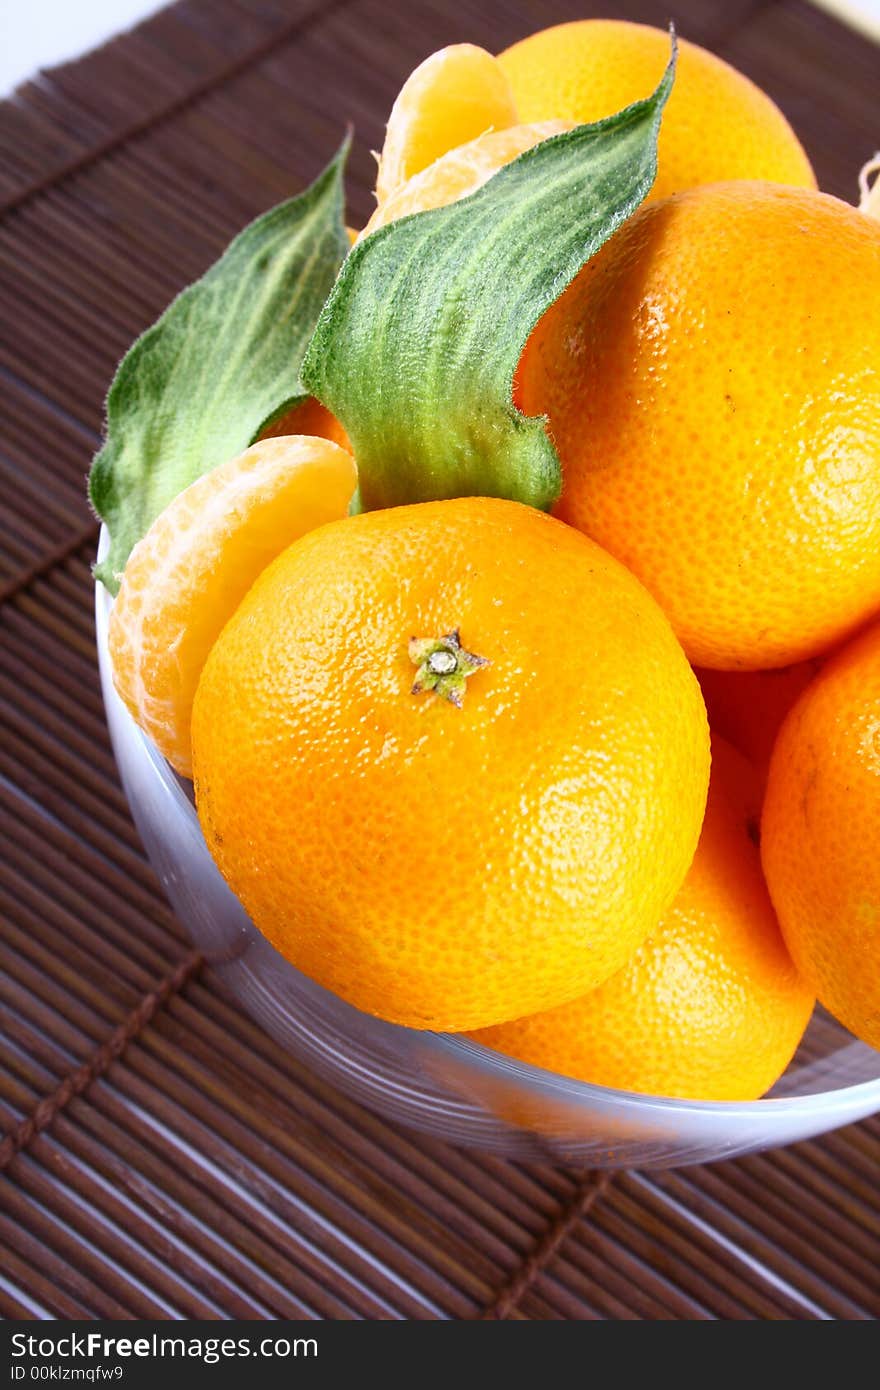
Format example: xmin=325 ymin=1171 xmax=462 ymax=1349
xmin=302 ymin=45 xmax=675 ymax=514
xmin=90 ymin=144 xmax=350 ymax=592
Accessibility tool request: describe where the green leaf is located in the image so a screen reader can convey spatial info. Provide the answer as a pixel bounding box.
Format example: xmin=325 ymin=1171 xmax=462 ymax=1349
xmin=302 ymin=42 xmax=675 ymax=514
xmin=90 ymin=143 xmax=350 ymax=592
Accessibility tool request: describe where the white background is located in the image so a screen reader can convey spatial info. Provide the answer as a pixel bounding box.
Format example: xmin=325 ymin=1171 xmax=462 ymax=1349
xmin=1 ymin=0 xmax=878 ymax=99
xmin=0 ymin=1 xmax=165 ymax=97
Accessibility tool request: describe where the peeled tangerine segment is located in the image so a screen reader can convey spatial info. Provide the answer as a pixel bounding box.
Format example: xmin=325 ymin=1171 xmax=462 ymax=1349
xmin=375 ymin=43 xmax=519 ymax=205
xmin=108 ymin=435 xmax=357 ymax=777
xmin=363 ymin=120 xmax=571 ymax=239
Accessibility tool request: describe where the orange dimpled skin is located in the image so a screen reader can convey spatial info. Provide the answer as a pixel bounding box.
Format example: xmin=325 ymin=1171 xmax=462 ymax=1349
xmin=259 ymin=396 xmax=351 ymax=453
xmin=517 ymin=183 xmax=880 ymax=670
xmin=498 ymin=20 xmax=815 ymax=201
xmin=192 ymin=497 xmax=710 ymax=1032
xmin=697 ymin=660 xmax=823 ymax=789
xmin=762 ymin=620 xmax=880 ymax=1050
xmin=476 ymin=740 xmax=814 ymax=1101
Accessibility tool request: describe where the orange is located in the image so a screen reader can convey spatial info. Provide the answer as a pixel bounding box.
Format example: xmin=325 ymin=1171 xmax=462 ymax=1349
xmin=516 ymin=182 xmax=880 ymax=670
xmin=361 ymin=120 xmax=570 ymax=240
xmin=697 ymin=660 xmax=823 ymax=788
xmin=259 ymin=395 xmax=351 ymax=453
xmin=192 ymin=496 xmax=710 ymax=1032
xmin=375 ymin=44 xmax=518 ymax=205
xmin=498 ymin=20 xmax=815 ymax=201
xmin=476 ymin=739 xmax=814 ymax=1101
xmin=762 ymin=618 xmax=880 ymax=1049
xmin=109 ymin=436 xmax=357 ymax=776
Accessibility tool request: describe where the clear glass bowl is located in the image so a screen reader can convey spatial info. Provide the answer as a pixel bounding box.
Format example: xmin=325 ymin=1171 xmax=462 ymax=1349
xmin=96 ymin=547 xmax=880 ymax=1167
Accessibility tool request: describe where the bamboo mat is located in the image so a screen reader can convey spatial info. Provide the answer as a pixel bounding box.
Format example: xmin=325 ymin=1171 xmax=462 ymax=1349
xmin=1 ymin=0 xmax=878 ymax=1321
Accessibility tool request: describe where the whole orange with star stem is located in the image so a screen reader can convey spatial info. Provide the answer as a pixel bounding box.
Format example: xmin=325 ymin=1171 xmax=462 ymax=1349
xmin=192 ymin=496 xmax=710 ymax=1031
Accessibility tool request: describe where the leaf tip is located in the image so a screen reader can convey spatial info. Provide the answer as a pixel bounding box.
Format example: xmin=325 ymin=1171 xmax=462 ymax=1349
xmin=660 ymin=23 xmax=678 ymax=104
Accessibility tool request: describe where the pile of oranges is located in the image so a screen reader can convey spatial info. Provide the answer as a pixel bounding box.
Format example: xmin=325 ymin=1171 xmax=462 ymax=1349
xmin=106 ymin=20 xmax=880 ymax=1102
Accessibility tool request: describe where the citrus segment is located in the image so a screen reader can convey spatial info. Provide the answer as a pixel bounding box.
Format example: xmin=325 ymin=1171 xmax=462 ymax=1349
xmin=375 ymin=44 xmax=518 ymax=205
xmin=109 ymin=435 xmax=357 ymax=777
xmin=362 ymin=120 xmax=570 ymax=239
